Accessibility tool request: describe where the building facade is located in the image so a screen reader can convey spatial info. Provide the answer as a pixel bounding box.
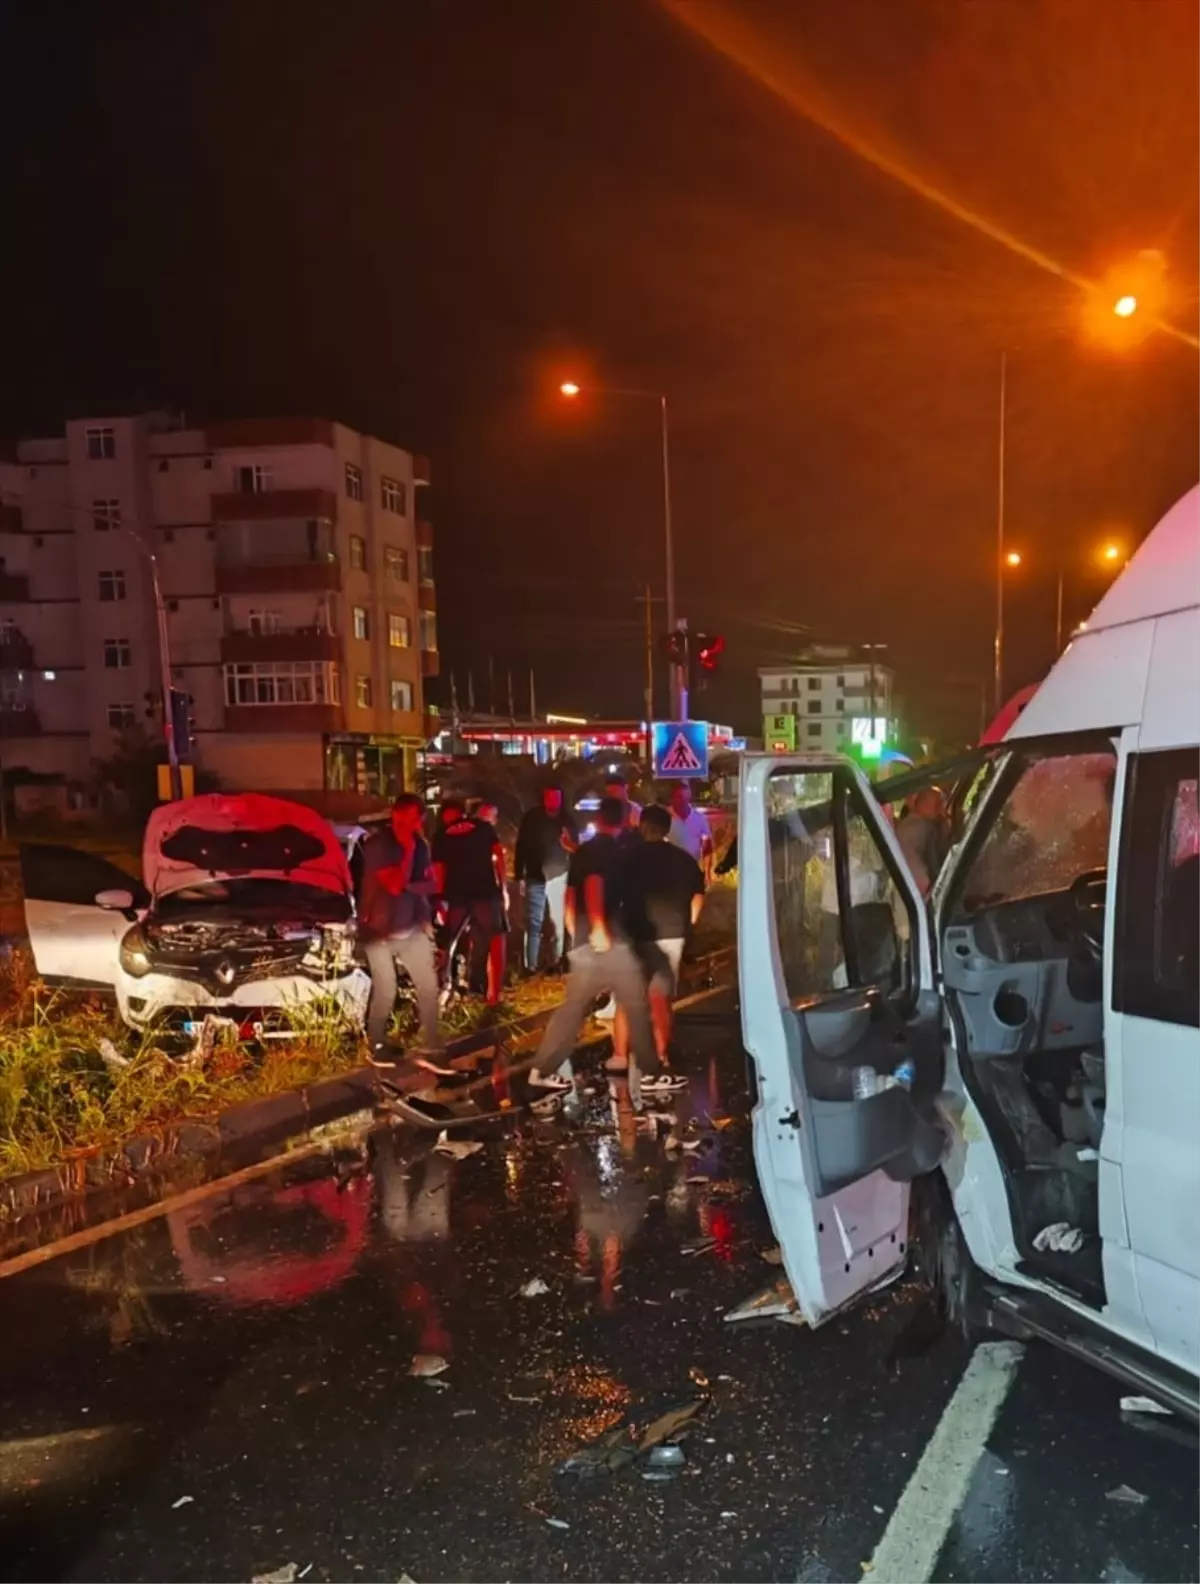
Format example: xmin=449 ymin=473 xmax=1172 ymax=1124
xmin=0 ymin=413 xmax=438 ymax=802
xmin=759 ymin=645 xmax=894 ymax=755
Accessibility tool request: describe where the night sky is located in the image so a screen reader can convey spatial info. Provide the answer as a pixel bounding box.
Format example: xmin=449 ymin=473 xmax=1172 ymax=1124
xmin=3 ymin=0 xmax=1197 ymax=742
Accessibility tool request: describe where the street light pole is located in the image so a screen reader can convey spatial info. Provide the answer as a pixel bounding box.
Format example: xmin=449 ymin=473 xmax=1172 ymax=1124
xmin=560 ymin=381 xmax=684 ymax=717
xmin=1055 ymin=567 xmax=1065 ymax=655
xmin=148 ymin=550 xmax=182 ymax=800
xmin=994 ymin=351 xmax=1008 ymax=714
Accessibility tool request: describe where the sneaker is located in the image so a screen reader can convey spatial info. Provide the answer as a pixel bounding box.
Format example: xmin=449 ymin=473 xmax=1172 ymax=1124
xmin=530 ymin=1093 xmax=563 ymax=1117
xmin=642 ymin=1072 xmax=688 ymax=1093
xmin=527 ymin=1070 xmax=572 ymax=1092
xmin=366 ymin=1046 xmax=400 ymax=1069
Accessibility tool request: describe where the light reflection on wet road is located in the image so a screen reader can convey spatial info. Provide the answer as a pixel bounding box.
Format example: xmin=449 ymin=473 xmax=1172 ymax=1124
xmin=0 ymin=997 xmax=1194 ymax=1583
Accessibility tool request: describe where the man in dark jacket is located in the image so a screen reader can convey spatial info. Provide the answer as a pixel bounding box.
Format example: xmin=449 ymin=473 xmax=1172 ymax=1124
xmin=360 ymin=793 xmax=441 ymax=1064
xmin=514 ymin=784 xmax=578 ymax=973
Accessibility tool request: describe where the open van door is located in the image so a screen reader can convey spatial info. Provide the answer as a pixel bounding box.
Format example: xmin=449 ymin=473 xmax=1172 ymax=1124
xmin=20 ymin=844 xmax=149 ymax=991
xmin=739 ymin=755 xmax=945 ymax=1327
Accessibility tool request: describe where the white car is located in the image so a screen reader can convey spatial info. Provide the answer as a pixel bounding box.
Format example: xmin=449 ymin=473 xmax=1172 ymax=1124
xmin=741 ymin=484 xmax=1199 ymax=1418
xmin=21 ymin=793 xmax=369 ymax=1037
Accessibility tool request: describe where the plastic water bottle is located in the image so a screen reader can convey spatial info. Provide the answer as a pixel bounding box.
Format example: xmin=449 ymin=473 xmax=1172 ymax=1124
xmin=852 ymin=1065 xmax=878 ymax=1100
xmin=894 ymin=1058 xmax=916 ymax=1091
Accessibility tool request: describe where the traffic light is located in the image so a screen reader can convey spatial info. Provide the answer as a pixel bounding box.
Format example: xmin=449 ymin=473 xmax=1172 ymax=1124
xmin=659 ymin=630 xmax=688 ymax=666
xmin=690 ymin=631 xmax=724 ymax=693
xmin=169 ymin=688 xmax=196 ymax=759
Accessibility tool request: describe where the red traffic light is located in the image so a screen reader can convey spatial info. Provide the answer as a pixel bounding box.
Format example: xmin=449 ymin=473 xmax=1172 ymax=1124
xmin=695 ymin=633 xmax=725 ymax=670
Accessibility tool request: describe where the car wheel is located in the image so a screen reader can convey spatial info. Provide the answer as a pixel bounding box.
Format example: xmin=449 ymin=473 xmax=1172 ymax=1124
xmin=909 ymin=1174 xmax=991 ymax=1344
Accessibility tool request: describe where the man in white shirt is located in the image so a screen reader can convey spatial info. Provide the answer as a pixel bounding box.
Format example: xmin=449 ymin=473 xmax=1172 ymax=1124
xmin=667 ymin=781 xmax=713 ymax=885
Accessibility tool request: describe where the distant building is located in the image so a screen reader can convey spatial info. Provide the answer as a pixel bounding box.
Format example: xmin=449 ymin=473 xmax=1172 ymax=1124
xmin=0 ymin=413 xmax=438 ymax=803
xmin=759 ymin=645 xmax=894 ymax=755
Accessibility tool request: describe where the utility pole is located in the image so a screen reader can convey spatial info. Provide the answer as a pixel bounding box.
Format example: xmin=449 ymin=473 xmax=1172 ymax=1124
xmin=994 ymin=350 xmax=1008 ymax=714
xmin=636 ymin=584 xmax=659 ymax=767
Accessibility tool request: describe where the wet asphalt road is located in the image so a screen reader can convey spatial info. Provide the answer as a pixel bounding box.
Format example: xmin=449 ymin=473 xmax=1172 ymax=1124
xmin=0 ymin=996 xmax=1195 ymax=1584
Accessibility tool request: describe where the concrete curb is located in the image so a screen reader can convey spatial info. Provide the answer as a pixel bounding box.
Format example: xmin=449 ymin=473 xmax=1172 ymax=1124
xmin=0 ymin=945 xmax=735 ymax=1249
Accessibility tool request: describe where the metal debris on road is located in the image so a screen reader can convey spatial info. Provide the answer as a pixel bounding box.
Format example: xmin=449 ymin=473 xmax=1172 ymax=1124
xmin=1120 ymin=1395 xmax=1171 ymax=1415
xmin=171 ymin=1494 xmax=194 ymax=1509
xmin=433 ymin=1130 xmax=484 ymax=1160
xmin=251 ymin=1566 xmax=298 ymax=1584
xmin=681 ymin=1236 xmax=717 ymax=1257
xmin=760 ymin=1246 xmax=783 ymax=1265
xmin=545 ymin=1517 xmax=571 ymax=1530
xmin=408 ymin=1354 xmax=450 ymax=1378
xmin=724 ymin=1276 xmax=797 ymax=1323
xmin=1106 ymin=1484 xmax=1149 ymax=1505
xmin=519 ymin=1277 xmax=550 ymax=1297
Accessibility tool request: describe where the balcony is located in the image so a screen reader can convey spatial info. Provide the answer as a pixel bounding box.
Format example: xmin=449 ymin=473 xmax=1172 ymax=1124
xmin=0 ymin=705 xmax=40 ymax=738
xmin=211 ymin=487 xmax=338 ymax=524
xmin=0 ymin=632 xmax=35 ymax=670
xmin=417 ymin=583 xmax=437 ymax=612
xmin=0 ymin=574 xmax=30 ymax=603
xmin=416 ymin=519 xmax=434 ymax=549
xmin=224 ymin=703 xmax=345 ymax=735
xmin=220 ymin=627 xmax=341 ymax=664
xmin=422 ymin=708 xmax=440 ymax=740
xmin=421 ymin=649 xmax=440 ymax=678
xmin=215 ymin=559 xmax=341 ymax=597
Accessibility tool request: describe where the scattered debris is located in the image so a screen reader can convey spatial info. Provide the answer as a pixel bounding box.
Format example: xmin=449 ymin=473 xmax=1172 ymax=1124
xmin=297 ymin=1568 xmax=313 ymax=1582
xmin=1032 ymin=1221 xmax=1084 ymax=1254
xmin=452 ymin=1408 xmax=477 ymax=1418
xmin=98 ymin=1038 xmax=130 ymax=1072
xmin=1106 ymin=1484 xmax=1148 ymax=1505
xmin=171 ymin=1494 xmax=194 ymax=1510
xmin=1120 ymin=1395 xmax=1171 ymax=1415
xmin=638 ymin=1399 xmax=703 ymax=1452
xmin=760 ymin=1246 xmax=783 ymax=1265
xmin=720 ymin=1511 xmax=737 ymax=1520
xmin=645 ymin=1443 xmax=687 ymax=1471
xmin=724 ymin=1276 xmax=797 ymax=1323
xmin=507 ymin=1393 xmax=543 ymax=1404
xmin=557 ymin=1394 xmax=707 ymax=1480
xmin=408 ymin=1354 xmax=450 ymax=1378
xmin=251 ymin=1567 xmax=297 ymax=1584
xmin=545 ymin=1517 xmax=571 ymax=1530
xmin=422 ymin=1377 xmax=450 ymax=1391
xmin=681 ymin=1236 xmax=717 ymax=1257
xmin=397 ymin=1574 xmax=417 ymax=1583
xmin=709 ymin=1115 xmax=736 ymax=1131
xmin=519 ymin=1277 xmax=550 ymax=1298
xmin=685 ymin=1174 xmax=712 ymax=1186
xmin=434 ymin=1130 xmax=484 ymax=1160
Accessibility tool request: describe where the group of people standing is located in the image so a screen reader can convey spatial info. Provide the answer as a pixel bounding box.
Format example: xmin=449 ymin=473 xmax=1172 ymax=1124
xmin=357 ymin=775 xmax=714 ymax=1084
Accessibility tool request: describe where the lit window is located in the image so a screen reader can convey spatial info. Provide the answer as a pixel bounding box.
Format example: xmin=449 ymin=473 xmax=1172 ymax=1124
xmin=419 ymin=610 xmax=437 ymax=652
xmin=93 ymin=498 xmax=120 ymax=532
xmin=103 ymin=638 xmax=132 ymax=669
xmin=86 ymin=426 xmax=116 ymax=460
xmin=107 ymin=703 xmax=136 ymax=729
xmin=390 ymin=678 xmax=413 ymax=712
xmin=248 ymin=610 xmax=281 ymax=635
xmin=380 ymin=476 xmax=407 ymax=514
xmin=345 ymin=462 xmax=364 ymax=502
xmin=222 ymin=660 xmax=340 ymax=707
xmin=98 ymin=570 xmax=127 ymax=602
xmin=355 ymin=674 xmax=372 ymax=708
xmin=353 ymin=606 xmax=370 ymax=641
xmin=417 ymin=545 xmax=434 ymax=586
xmin=388 ymin=613 xmax=410 ymax=649
xmin=233 ymin=464 xmax=272 ymax=494
xmin=385 ymin=545 xmax=409 ymax=583
xmin=349 ymin=534 xmax=366 ymax=570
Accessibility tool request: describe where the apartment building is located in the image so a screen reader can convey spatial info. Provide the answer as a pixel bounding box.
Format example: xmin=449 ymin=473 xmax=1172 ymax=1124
xmin=0 ymin=413 xmax=438 ymax=802
xmin=759 ymin=645 xmax=894 ymax=754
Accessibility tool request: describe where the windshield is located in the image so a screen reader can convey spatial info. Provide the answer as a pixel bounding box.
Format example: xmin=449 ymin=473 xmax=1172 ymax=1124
xmin=954 ymin=747 xmax=1116 ymax=915
xmin=153 ymin=878 xmax=350 ymax=921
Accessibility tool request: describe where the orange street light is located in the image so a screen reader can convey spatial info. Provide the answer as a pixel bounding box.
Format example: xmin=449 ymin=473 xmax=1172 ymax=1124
xmin=1099 ymin=541 xmax=1123 ymax=563
xmin=1113 ymin=295 xmax=1138 ymax=319
xmin=559 ymin=381 xmax=581 ymax=397
xmin=1005 ymin=550 xmax=1022 ymax=567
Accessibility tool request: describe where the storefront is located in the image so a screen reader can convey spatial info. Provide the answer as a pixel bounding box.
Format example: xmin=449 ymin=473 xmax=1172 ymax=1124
xmin=324 ymin=733 xmax=422 ymax=798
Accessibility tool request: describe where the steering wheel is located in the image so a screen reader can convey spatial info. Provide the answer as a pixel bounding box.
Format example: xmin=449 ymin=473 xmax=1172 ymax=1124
xmin=1068 ymin=868 xmax=1108 ymax=959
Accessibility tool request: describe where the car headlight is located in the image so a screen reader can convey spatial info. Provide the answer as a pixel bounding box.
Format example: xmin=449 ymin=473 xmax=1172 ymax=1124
xmin=118 ymin=925 xmax=153 ymax=978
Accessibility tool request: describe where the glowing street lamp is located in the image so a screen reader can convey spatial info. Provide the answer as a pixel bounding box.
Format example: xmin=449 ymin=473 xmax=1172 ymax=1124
xmin=1005 ymin=550 xmax=1022 ymax=568
xmin=559 ymin=382 xmax=581 ymax=397
xmin=1113 ymin=295 xmax=1138 ymax=319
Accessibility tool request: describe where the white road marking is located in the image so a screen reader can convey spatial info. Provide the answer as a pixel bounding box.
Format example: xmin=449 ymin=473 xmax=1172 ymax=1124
xmin=865 ymin=1340 xmax=1025 ymax=1584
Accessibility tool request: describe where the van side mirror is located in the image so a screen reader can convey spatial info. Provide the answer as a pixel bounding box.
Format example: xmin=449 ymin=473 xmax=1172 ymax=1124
xmin=95 ymin=888 xmax=136 ymax=911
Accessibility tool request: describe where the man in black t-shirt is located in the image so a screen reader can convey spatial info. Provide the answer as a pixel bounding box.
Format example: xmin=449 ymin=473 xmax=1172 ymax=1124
xmin=528 ymin=796 xmax=658 ymax=1093
xmin=431 ymin=799 xmax=508 ymax=1004
xmin=614 ymin=803 xmax=704 ymax=1089
xmin=514 ymin=785 xmax=578 ymax=973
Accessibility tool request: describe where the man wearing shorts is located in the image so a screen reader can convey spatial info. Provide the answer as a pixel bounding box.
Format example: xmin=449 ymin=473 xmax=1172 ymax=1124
xmin=616 ymin=802 xmax=704 ymax=1091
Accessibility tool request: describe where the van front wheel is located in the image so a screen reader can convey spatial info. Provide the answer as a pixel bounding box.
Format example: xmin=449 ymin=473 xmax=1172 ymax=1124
xmin=909 ymin=1175 xmax=990 ymax=1345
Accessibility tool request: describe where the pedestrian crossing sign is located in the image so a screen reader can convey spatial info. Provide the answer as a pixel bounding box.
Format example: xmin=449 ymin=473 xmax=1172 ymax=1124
xmin=652 ymin=719 xmax=709 ymax=779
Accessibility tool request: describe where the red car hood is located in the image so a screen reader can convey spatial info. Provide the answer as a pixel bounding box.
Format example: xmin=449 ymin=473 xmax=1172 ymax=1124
xmin=143 ymin=793 xmax=351 ymax=900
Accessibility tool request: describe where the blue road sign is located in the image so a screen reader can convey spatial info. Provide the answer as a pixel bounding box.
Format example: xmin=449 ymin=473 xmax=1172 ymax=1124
xmin=652 ymin=719 xmax=709 ymax=779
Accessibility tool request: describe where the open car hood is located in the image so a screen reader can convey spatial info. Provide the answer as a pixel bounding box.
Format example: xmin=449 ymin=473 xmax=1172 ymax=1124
xmin=143 ymin=793 xmax=352 ymax=900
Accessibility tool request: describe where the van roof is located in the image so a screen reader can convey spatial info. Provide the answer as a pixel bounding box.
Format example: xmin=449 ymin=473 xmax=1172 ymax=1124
xmin=1086 ymin=485 xmax=1199 ymax=634
xmin=1007 ymin=484 xmax=1198 ymax=743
